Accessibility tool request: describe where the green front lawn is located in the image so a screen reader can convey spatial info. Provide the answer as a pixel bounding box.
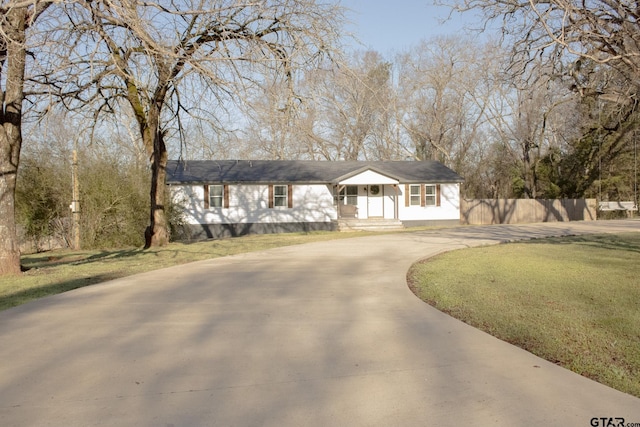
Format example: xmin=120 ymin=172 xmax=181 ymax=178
xmin=408 ymin=233 xmax=640 ymax=398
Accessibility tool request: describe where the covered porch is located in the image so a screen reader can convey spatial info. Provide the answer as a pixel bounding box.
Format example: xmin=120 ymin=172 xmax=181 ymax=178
xmin=333 ymin=168 xmax=404 ymax=231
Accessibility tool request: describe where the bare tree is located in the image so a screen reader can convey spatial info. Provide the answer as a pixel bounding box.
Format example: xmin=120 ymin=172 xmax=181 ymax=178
xmin=241 ymin=76 xmax=310 ymax=160
xmin=395 ymin=37 xmax=493 ymax=168
xmin=450 ymin=1 xmax=639 ymax=66
xmin=310 ymin=50 xmax=393 ymax=160
xmin=44 ymin=0 xmax=344 ymax=248
xmin=446 ymin=0 xmax=640 ymax=198
xmin=476 ymin=53 xmax=578 ymax=198
xmin=0 ymin=0 xmax=54 ymax=275
xmin=448 ymin=0 xmax=640 ymax=121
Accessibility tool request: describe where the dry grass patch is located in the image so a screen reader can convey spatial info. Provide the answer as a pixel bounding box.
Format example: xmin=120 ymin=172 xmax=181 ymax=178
xmin=408 ymin=233 xmax=640 ymax=398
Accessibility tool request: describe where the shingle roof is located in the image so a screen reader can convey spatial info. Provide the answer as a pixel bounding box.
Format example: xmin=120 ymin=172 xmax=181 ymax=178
xmin=166 ymin=160 xmax=464 ymax=184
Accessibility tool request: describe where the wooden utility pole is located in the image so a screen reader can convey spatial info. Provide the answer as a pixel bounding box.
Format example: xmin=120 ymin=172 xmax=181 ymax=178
xmin=71 ymin=150 xmax=80 ymax=250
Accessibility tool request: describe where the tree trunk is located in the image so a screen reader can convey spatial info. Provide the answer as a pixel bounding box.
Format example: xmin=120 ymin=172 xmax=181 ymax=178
xmin=144 ymin=130 xmax=169 ymax=248
xmin=0 ymin=9 xmax=27 ymax=275
xmin=522 ymin=140 xmax=536 ymax=199
xmin=0 ymin=141 xmax=21 ymax=274
xmin=126 ymin=72 xmax=171 ymax=249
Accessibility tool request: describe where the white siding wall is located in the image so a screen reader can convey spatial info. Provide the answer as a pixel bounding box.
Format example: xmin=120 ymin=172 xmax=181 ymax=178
xmin=397 ymin=183 xmax=460 ymax=221
xmin=171 ymin=182 xmax=460 ymax=225
xmin=171 ymin=184 xmax=337 ymax=225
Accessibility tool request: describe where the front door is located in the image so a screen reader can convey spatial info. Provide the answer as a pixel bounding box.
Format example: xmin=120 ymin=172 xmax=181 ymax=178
xmin=367 ymin=185 xmax=384 ymax=218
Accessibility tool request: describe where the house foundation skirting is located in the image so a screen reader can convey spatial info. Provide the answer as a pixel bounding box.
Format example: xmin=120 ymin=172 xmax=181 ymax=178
xmin=174 ymin=222 xmax=337 ymax=240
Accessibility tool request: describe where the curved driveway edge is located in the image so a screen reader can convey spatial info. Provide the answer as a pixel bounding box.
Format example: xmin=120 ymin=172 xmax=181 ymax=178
xmin=1 ymin=220 xmax=639 ymax=426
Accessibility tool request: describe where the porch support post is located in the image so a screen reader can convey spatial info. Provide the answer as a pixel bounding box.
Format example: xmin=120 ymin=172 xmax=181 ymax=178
xmin=335 ymin=184 xmax=346 ymax=219
xmin=394 ymin=184 xmax=399 ymax=219
xmin=334 ymin=184 xmax=339 ymax=219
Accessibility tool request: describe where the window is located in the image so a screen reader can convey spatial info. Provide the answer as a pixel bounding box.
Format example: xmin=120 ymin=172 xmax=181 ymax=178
xmin=410 ymin=185 xmax=421 ymax=206
xmin=209 ymin=185 xmax=224 ymax=208
xmin=339 ymin=185 xmax=358 ymax=205
xmin=273 ymin=185 xmax=288 ymax=207
xmin=204 ymin=184 xmax=229 ymax=209
xmin=406 ymin=184 xmax=440 ymax=207
xmin=268 ymin=184 xmax=292 ymax=208
xmin=425 ymin=185 xmax=436 ymax=206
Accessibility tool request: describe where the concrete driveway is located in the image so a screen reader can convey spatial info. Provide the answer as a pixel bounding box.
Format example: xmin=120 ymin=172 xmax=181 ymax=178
xmin=1 ymin=220 xmax=639 ymax=426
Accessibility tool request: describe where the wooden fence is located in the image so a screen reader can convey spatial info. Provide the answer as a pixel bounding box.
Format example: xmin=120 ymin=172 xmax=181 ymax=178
xmin=460 ymin=198 xmax=597 ymax=225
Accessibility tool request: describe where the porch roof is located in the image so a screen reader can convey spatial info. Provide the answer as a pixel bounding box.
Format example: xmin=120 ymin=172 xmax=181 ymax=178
xmin=166 ymin=160 xmax=464 ymax=185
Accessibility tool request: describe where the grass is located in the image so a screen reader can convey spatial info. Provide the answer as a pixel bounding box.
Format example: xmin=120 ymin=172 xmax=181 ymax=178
xmin=1 ymin=230 xmax=374 ymax=311
xmin=407 ymin=232 xmax=640 ymax=398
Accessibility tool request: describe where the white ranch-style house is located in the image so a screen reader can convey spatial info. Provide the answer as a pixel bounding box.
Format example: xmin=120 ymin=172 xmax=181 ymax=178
xmin=166 ymin=160 xmax=464 ymax=239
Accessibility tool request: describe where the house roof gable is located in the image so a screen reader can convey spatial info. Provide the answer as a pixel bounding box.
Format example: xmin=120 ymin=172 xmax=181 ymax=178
xmin=335 ymin=167 xmax=400 ymax=185
xmin=166 ymin=160 xmax=464 ymax=185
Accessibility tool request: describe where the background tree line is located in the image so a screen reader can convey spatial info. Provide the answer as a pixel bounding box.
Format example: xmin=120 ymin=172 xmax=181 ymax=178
xmin=3 ymin=0 xmax=639 ymax=272
xmin=194 ymin=34 xmax=639 ymax=203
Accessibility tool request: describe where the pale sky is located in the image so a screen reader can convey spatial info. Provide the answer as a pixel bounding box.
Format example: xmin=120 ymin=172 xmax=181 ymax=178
xmin=340 ymin=0 xmax=487 ymax=55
